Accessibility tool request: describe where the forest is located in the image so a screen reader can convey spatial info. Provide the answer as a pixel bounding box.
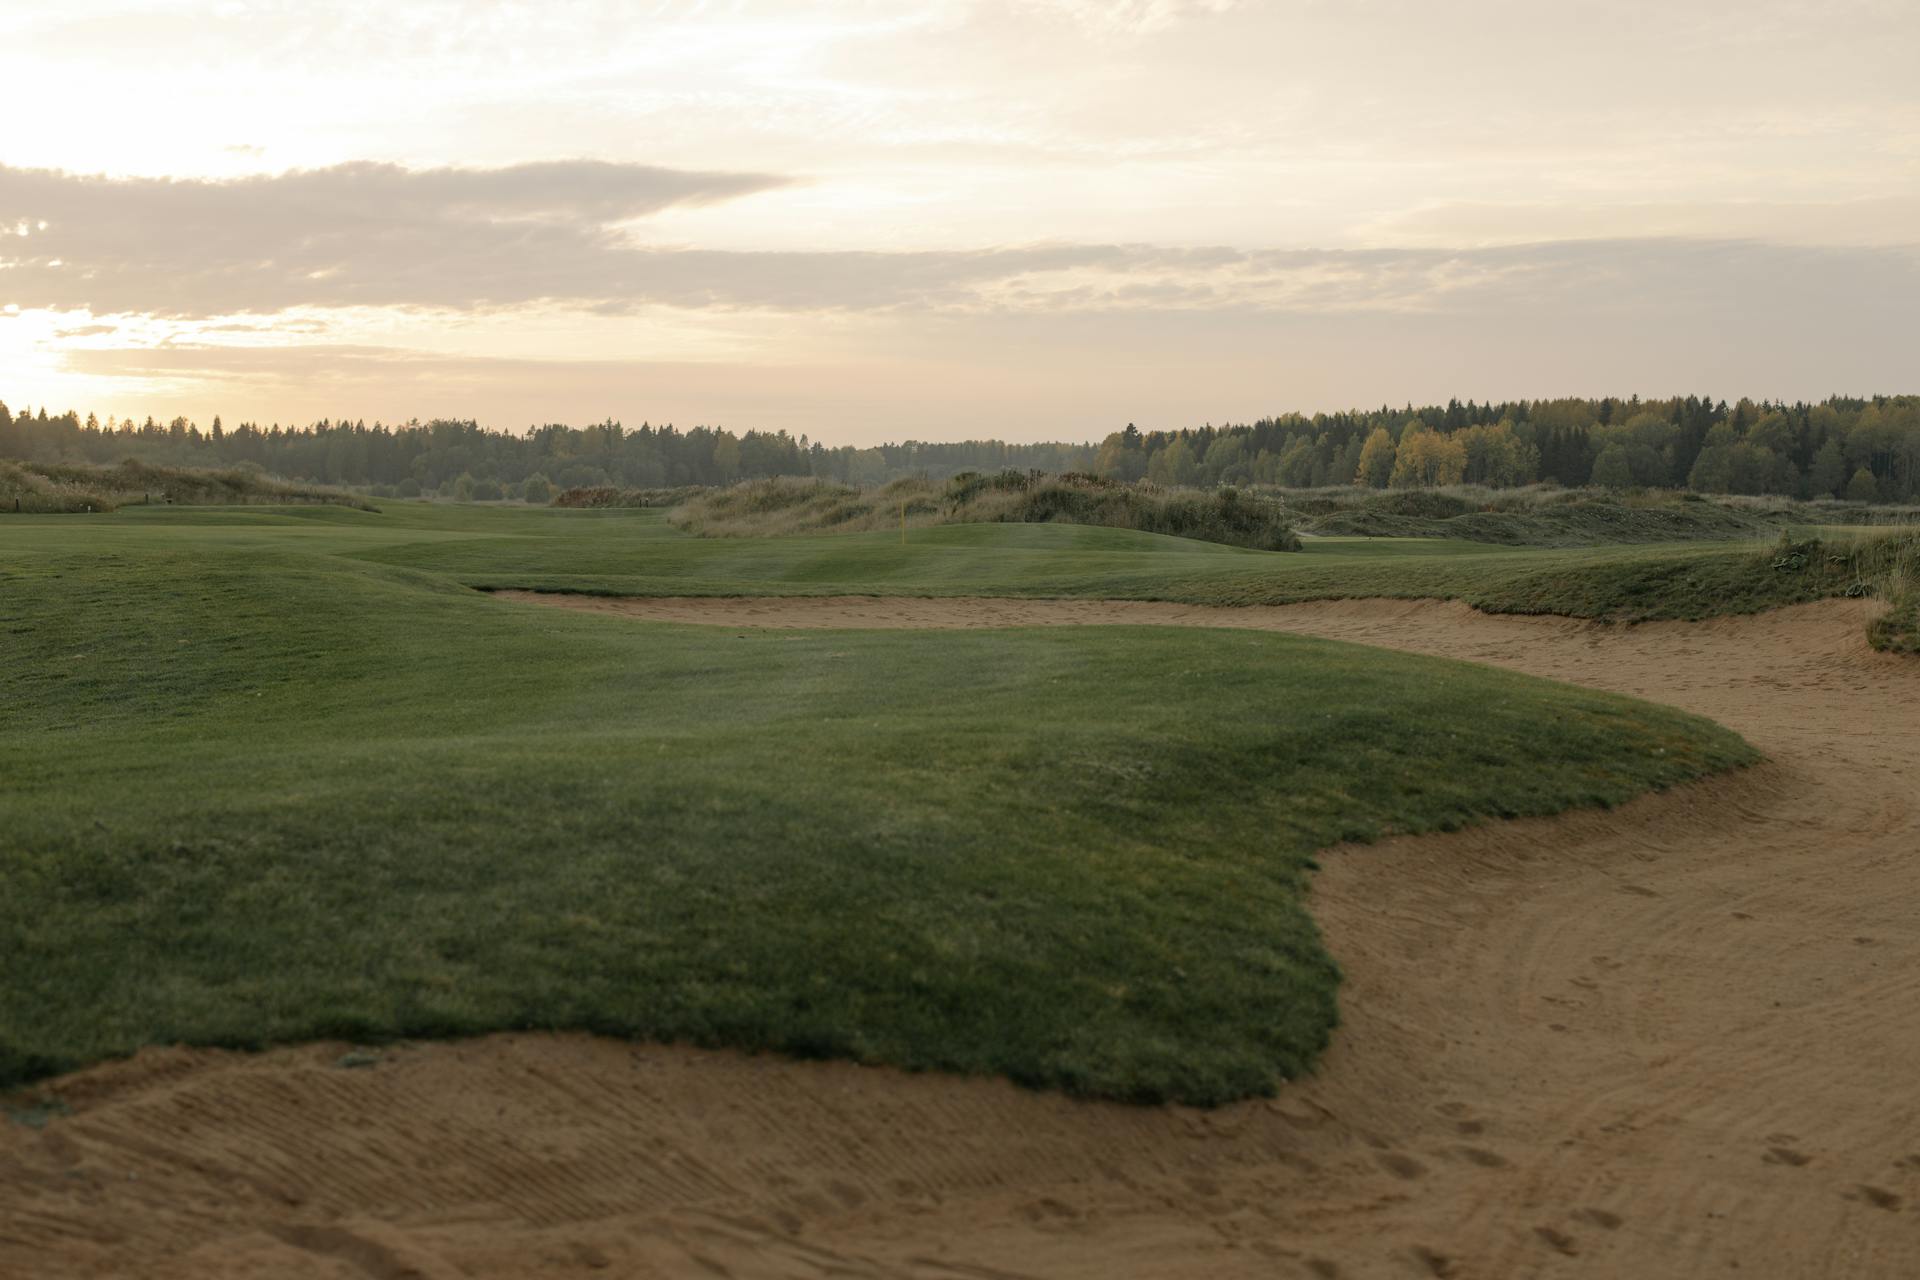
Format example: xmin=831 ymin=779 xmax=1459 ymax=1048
xmin=2 ymin=394 xmax=1916 ymax=503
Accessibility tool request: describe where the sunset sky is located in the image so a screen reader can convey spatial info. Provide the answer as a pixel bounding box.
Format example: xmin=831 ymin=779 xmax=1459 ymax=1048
xmin=3 ymin=0 xmax=1917 ymax=443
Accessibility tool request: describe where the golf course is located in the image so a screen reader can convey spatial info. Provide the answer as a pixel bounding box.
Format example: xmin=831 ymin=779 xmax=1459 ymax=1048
xmin=9 ymin=3 xmax=1917 ymax=1270
xmin=4 ymin=498 xmax=1916 ymax=1277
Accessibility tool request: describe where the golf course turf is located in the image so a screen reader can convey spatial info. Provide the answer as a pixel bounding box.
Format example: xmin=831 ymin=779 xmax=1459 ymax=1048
xmin=2 ymin=503 xmax=1760 ymax=1102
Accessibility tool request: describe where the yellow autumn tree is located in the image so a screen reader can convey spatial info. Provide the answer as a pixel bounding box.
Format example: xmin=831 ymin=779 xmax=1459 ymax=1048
xmin=1389 ymin=423 xmax=1468 ymax=488
xmin=1354 ymin=427 xmax=1396 ymax=488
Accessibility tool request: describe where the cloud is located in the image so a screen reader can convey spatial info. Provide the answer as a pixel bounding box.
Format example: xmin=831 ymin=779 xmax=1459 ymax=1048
xmin=5 ymin=161 xmax=1918 ymax=325
xmin=0 ymin=160 xmax=793 ymax=316
xmin=1011 ymin=0 xmax=1242 ymax=36
xmin=1354 ymin=195 xmax=1920 ymax=251
xmin=63 ymin=342 xmax=472 ymax=382
xmin=51 ymin=342 xmax=1003 ymax=438
xmin=56 ymin=277 xmax=1920 ymax=444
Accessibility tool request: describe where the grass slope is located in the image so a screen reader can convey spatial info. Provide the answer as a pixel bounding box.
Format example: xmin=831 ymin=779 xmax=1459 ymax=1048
xmin=1 ymin=508 xmax=1755 ymax=1103
xmin=670 ymin=473 xmax=1302 ymax=551
xmin=1304 ymin=493 xmax=1779 ymax=544
xmin=10 ymin=499 xmax=1905 ymax=624
xmin=1281 ymin=484 xmax=1920 ymax=544
xmin=1 ymin=458 xmax=367 ymax=513
xmin=307 ymin=502 xmax=1895 ymax=624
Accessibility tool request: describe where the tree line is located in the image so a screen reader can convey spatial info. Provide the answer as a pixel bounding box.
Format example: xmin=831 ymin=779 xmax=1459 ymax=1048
xmin=1092 ymin=395 xmax=1920 ymax=502
xmin=2 ymin=394 xmax=1915 ymax=502
xmin=0 ymin=407 xmax=1086 ymax=501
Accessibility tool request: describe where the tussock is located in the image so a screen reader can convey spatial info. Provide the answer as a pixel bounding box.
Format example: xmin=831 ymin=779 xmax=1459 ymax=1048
xmin=1839 ymin=525 xmax=1920 ymax=653
xmin=551 ymin=485 xmax=706 ymax=509
xmin=673 ymin=471 xmax=1303 ymax=551
xmin=1276 ymin=484 xmax=1920 ymax=546
xmin=0 ymin=459 xmax=369 ymax=514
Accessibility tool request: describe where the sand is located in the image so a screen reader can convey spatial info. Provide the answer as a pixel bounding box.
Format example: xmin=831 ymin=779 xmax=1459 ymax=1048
xmin=5 ymin=594 xmax=1916 ymax=1278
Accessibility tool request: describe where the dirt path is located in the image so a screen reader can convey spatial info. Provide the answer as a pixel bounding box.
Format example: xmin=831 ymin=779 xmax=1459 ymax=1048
xmin=7 ymin=596 xmax=1918 ymax=1278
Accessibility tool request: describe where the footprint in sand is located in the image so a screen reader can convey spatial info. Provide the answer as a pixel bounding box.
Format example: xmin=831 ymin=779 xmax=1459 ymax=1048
xmin=1534 ymin=1226 xmax=1580 ymax=1256
xmin=1850 ymin=1185 xmax=1904 ymax=1211
xmin=1375 ymin=1152 xmax=1425 ymax=1180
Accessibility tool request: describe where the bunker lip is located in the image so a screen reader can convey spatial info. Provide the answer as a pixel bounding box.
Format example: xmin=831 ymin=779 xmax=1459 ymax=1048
xmin=8 ymin=596 xmax=1917 ymax=1279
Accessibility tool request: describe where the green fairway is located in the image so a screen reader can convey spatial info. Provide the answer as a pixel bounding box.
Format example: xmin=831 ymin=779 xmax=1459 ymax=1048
xmin=5 ymin=496 xmax=1864 ymax=621
xmin=2 ymin=503 xmax=1758 ymax=1102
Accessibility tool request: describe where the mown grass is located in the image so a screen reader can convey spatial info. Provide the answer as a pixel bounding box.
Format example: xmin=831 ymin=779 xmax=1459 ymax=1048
xmin=1 ymin=505 xmax=1757 ymax=1103
xmin=14 ymin=499 xmax=1903 ymax=624
xmin=313 ymin=502 xmax=1897 ymax=624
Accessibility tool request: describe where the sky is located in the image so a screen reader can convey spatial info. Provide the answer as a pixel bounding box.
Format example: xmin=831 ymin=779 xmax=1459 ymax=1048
xmin=2 ymin=0 xmax=1917 ymax=445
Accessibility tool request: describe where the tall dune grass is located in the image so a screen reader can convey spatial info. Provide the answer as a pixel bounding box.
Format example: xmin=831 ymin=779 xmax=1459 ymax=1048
xmin=1265 ymin=484 xmax=1920 ymax=545
xmin=670 ymin=477 xmax=1917 ymax=551
xmin=1 ymin=459 xmax=369 ymax=513
xmin=1264 ymin=482 xmax=1920 ymax=525
xmin=1754 ymin=525 xmax=1919 ymax=653
xmin=550 ymin=484 xmax=706 ymax=509
xmin=671 ymin=472 xmax=1303 ymax=551
xmin=1846 ymin=525 xmax=1920 ymax=653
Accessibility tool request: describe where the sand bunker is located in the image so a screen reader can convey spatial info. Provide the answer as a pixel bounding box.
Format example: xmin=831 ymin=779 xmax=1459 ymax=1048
xmin=6 ymin=595 xmax=1916 ymax=1278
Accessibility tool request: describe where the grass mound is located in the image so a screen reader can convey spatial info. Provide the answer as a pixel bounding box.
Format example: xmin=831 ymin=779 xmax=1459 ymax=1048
xmin=1297 ymin=487 xmax=1784 ymax=545
xmin=674 ymin=472 xmax=1302 ymax=551
xmin=1845 ymin=527 xmax=1920 ymax=653
xmin=1455 ymin=527 xmax=1919 ymax=624
xmin=0 ymin=459 xmax=368 ymax=514
xmin=551 ymin=484 xmax=704 ymax=509
xmin=0 ymin=520 xmax=1750 ymax=1103
xmin=1280 ymin=484 xmax=1920 ymax=546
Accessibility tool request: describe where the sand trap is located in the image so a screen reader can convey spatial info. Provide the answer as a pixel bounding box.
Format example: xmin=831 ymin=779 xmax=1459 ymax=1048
xmin=6 ymin=595 xmax=1917 ymax=1278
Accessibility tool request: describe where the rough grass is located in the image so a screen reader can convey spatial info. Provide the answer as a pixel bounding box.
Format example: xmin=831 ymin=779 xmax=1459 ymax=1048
xmin=1273 ymin=483 xmax=1920 ymax=539
xmin=1846 ymin=526 xmax=1920 ymax=653
xmin=0 ymin=459 xmax=369 ymax=514
xmin=0 ymin=506 xmax=1755 ymax=1103
xmin=1276 ymin=484 xmax=1920 ymax=546
xmin=551 ymin=484 xmax=705 ymax=509
xmin=673 ymin=472 xmax=1303 ymax=551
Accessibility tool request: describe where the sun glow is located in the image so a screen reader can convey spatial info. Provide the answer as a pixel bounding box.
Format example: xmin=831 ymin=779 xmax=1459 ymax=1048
xmin=3 ymin=0 xmax=1917 ymax=439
